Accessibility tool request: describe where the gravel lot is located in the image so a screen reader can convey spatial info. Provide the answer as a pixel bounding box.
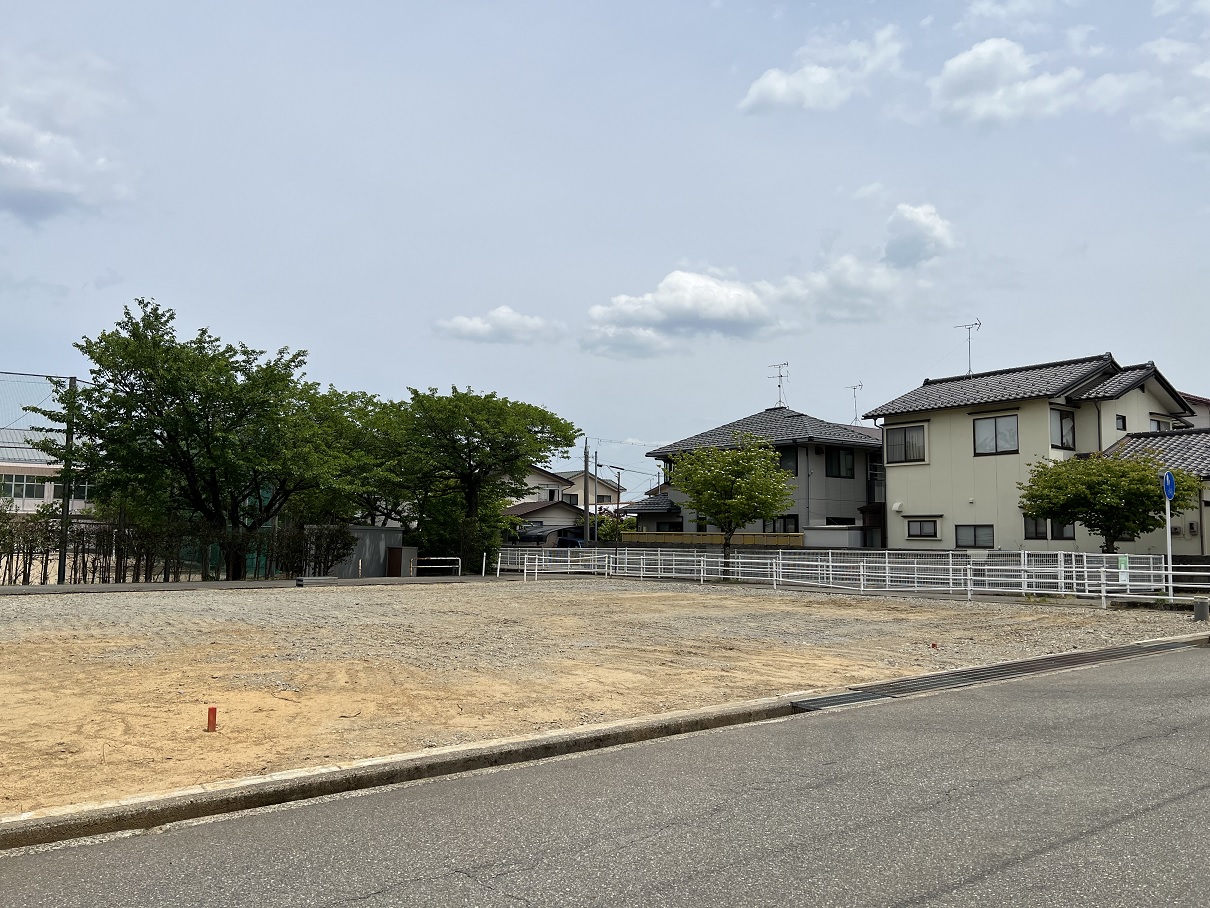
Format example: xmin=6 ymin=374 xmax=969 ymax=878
xmin=0 ymin=577 xmax=1196 ymax=816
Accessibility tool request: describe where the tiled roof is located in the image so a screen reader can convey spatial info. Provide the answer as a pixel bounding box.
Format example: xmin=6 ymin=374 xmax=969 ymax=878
xmin=864 ymin=354 xmax=1113 ymax=419
xmin=504 ymin=500 xmax=582 ymax=518
xmin=647 ymin=406 xmax=881 ymax=457
xmin=623 ymin=494 xmax=680 ymax=514
xmin=0 ymin=428 xmax=59 ymax=466
xmin=1181 ymin=391 xmax=1210 ymax=406
xmin=1108 ymin=429 xmax=1210 ymax=479
xmin=1070 ymin=364 xmax=1152 ymax=401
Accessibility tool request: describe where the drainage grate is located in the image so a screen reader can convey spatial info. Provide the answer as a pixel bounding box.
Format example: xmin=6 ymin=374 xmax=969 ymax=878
xmin=790 ymin=638 xmax=1205 ymax=713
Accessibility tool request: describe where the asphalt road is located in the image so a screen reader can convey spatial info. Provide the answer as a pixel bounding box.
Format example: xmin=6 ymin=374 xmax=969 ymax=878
xmin=4 ymin=647 xmax=1210 ymax=907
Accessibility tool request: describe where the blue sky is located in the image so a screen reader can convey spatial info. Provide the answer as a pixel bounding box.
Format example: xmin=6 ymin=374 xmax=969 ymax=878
xmin=3 ymin=1 xmax=1208 ymax=483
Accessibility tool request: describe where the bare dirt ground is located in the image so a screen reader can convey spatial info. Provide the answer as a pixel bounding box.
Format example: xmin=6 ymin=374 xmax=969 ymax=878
xmin=0 ymin=577 xmax=1196 ymax=816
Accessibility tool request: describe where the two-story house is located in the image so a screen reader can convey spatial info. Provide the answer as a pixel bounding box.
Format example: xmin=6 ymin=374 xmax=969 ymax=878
xmin=640 ymin=406 xmax=885 ymax=548
xmin=863 ymin=353 xmax=1195 ymax=553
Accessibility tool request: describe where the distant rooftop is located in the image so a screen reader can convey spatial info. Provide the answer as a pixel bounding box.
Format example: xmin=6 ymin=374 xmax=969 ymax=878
xmin=1108 ymin=428 xmax=1210 ymax=480
xmin=865 ymin=353 xmax=1192 ymax=419
xmin=647 ymin=406 xmax=881 ymax=458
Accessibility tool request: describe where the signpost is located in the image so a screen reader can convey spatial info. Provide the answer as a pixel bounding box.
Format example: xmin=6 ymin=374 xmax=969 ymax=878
xmin=1163 ymin=470 xmax=1176 ymax=601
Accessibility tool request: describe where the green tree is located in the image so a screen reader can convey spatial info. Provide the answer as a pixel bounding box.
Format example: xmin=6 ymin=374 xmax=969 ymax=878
xmin=576 ymin=512 xmax=637 ymax=543
xmin=30 ymin=299 xmax=349 ymax=580
xmin=1018 ymin=452 xmax=1201 ymax=554
xmin=398 ymin=387 xmax=578 ymax=567
xmin=667 ymin=433 xmax=795 ymax=563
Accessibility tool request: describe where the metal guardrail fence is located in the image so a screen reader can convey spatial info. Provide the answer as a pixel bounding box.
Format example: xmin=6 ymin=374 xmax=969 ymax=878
xmin=497 ymin=547 xmax=1210 ymax=606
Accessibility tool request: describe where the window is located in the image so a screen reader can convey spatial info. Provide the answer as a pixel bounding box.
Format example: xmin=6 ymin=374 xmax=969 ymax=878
xmin=1050 ymin=410 xmax=1075 ymax=450
xmin=763 ymin=514 xmax=799 ymax=533
xmin=907 ymin=520 xmax=938 ymax=538
xmin=695 ymin=520 xmax=708 ymax=533
xmin=655 ymin=521 xmax=683 ymax=532
xmin=564 ymin=494 xmax=578 ymax=506
xmin=1150 ymin=419 xmax=1170 ymax=433
xmin=1024 ymin=516 xmax=1047 ymax=540
xmin=51 ymin=480 xmax=91 ymax=502
xmin=886 ymin=425 xmax=926 ymax=463
xmin=547 ymin=488 xmax=557 ymax=501
xmin=825 ymin=516 xmax=856 ymax=526
xmin=955 ymin=524 xmax=994 ymax=548
xmin=825 ymin=447 xmax=855 ymax=478
xmin=596 ymin=494 xmax=612 ymax=503
xmin=0 ymin=474 xmax=46 ymax=500
xmin=778 ymin=447 xmax=798 ymax=476
xmin=1115 ymin=414 xmax=1126 ymax=431
xmin=1050 ymin=521 xmax=1075 ymax=540
xmin=973 ymin=415 xmax=1018 ymax=455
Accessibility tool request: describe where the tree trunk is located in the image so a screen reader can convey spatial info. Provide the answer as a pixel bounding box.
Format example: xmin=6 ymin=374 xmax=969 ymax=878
xmin=722 ymin=531 xmax=735 ymax=579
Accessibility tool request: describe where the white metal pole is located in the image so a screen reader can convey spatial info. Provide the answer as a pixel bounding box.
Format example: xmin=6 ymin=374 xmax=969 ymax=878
xmin=1166 ymin=494 xmax=1174 ymax=601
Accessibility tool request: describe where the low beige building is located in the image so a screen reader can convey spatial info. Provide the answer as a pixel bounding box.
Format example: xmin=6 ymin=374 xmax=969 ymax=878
xmin=864 ymin=353 xmax=1204 ymax=554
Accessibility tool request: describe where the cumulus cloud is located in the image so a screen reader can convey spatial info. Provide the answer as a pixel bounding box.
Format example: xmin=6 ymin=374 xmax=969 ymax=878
xmin=0 ymin=52 xmax=130 ymax=225
xmin=739 ymin=25 xmax=904 ymax=113
xmin=434 ymin=306 xmax=557 ymax=344
xmin=581 ymin=270 xmax=778 ymax=358
xmin=583 ymin=201 xmax=961 ymax=357
xmin=1140 ymin=37 xmax=1201 ymax=64
xmin=929 ymin=38 xmax=1085 ymax=123
xmin=882 ymin=203 xmax=956 ymax=268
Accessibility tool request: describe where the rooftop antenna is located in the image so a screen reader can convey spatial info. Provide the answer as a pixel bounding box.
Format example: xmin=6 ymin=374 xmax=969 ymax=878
xmin=845 ymin=381 xmax=864 ymax=425
xmin=768 ymin=361 xmax=789 ymax=407
xmin=954 ymin=318 xmax=982 ymax=376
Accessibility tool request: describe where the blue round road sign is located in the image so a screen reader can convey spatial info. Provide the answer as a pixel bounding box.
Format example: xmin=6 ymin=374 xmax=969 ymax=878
xmin=1163 ymin=470 xmax=1176 ymax=501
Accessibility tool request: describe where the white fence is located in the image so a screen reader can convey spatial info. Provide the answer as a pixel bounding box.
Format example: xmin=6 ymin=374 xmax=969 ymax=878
xmin=497 ymin=547 xmax=1210 ymax=606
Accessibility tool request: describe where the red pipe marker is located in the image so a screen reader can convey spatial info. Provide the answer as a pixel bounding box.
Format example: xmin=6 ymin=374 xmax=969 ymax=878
xmin=206 ymin=706 xmax=217 ymax=733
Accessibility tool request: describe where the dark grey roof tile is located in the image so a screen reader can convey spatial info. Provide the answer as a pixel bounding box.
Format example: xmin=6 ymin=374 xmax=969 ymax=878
xmin=647 ymin=407 xmax=881 ymax=457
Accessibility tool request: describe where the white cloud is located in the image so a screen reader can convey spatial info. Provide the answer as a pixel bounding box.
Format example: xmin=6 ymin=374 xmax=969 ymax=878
xmin=1148 ymin=95 xmax=1210 ymax=148
xmin=883 ymin=203 xmax=956 ymax=268
xmin=929 ymin=39 xmax=1086 ymax=123
xmin=582 ymin=270 xmax=778 ymax=358
xmin=795 ymin=256 xmax=916 ymax=323
xmin=1065 ymin=25 xmax=1108 ymax=58
xmin=852 ymin=181 xmax=887 ymax=201
xmin=0 ymin=52 xmax=130 ymax=225
xmin=434 ymin=305 xmax=557 ymax=344
xmin=1140 ymin=37 xmax=1201 ymax=64
xmin=739 ymin=25 xmax=905 ymax=113
xmin=1153 ymin=0 xmax=1210 ymax=15
xmin=1085 ymin=72 xmax=1161 ymax=113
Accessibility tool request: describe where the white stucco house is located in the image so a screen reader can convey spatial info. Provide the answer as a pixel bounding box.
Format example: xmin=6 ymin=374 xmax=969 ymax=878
xmin=863 ymin=353 xmax=1208 ymax=555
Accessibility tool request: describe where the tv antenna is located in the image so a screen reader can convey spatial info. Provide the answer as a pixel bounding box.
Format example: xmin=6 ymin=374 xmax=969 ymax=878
xmin=768 ymin=362 xmax=789 ymax=407
xmin=954 ymin=318 xmax=982 ymax=376
xmin=845 ymin=381 xmax=864 ymax=424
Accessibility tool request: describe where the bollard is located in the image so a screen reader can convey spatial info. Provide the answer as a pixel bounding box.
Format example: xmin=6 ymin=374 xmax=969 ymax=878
xmin=1194 ymin=598 xmax=1210 ymax=623
xmin=206 ymin=706 xmax=217 ymax=732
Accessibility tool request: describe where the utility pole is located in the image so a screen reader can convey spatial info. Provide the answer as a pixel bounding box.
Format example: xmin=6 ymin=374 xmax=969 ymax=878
xmin=582 ymin=438 xmax=590 ymax=547
xmin=592 ymin=450 xmax=601 ymax=543
xmin=606 ymin=465 xmax=625 ymax=566
xmin=56 ymin=376 xmax=76 ymax=585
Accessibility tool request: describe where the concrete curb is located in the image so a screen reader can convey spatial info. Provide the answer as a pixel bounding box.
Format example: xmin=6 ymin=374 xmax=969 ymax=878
xmin=0 ymin=694 xmax=800 ymax=851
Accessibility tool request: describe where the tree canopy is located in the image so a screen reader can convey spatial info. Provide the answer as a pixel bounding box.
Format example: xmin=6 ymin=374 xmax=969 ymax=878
xmin=397 ymin=387 xmax=579 ymax=567
xmin=1018 ymin=452 xmax=1201 ymax=554
xmin=667 ymin=433 xmax=794 ymax=560
xmin=30 ymin=299 xmax=344 ymax=579
xmin=28 ymin=301 xmax=578 ymax=580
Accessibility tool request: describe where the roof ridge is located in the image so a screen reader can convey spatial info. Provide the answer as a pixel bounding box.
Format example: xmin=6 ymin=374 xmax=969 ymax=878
xmin=1126 ymin=427 xmax=1210 ymax=438
xmin=921 ymin=352 xmax=1112 ymax=387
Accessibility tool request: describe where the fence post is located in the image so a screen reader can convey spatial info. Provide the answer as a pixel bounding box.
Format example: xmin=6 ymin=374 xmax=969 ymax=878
xmin=1100 ymin=566 xmax=1107 ymax=609
xmin=700 ymin=555 xmax=705 ymax=585
xmin=859 ymin=561 xmax=866 ymax=592
xmin=1021 ymin=550 xmax=1027 ymax=595
xmin=966 ymin=564 xmax=973 ymax=602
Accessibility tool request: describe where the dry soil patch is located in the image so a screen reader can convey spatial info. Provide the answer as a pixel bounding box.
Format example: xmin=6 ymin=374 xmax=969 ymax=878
xmin=0 ymin=578 xmax=1192 ymax=815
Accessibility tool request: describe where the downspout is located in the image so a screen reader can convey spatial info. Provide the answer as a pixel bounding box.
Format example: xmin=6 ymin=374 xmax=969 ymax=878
xmin=1094 ymin=401 xmax=1103 ymax=452
xmin=804 ymin=437 xmax=812 ymax=529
